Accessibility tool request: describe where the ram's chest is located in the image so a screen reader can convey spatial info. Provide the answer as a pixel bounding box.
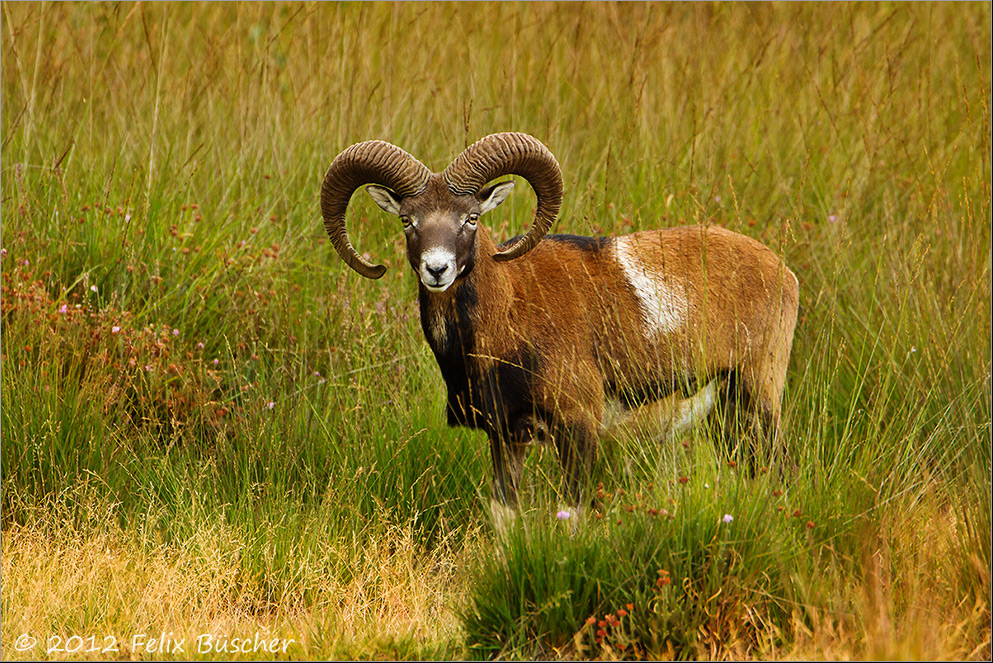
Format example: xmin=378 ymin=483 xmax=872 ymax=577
xmin=424 ymin=305 xmax=450 ymax=348
xmin=419 ymin=292 xmax=537 ymax=436
xmin=418 ymin=290 xmax=473 ymax=364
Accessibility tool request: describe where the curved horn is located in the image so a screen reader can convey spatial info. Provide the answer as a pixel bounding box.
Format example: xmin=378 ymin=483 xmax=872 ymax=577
xmin=443 ymin=132 xmax=563 ymax=262
xmin=321 ymin=140 xmax=432 ymax=279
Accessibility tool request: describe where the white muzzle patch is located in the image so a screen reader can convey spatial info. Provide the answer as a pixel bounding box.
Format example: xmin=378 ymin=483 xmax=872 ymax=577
xmin=419 ymin=247 xmax=458 ymax=292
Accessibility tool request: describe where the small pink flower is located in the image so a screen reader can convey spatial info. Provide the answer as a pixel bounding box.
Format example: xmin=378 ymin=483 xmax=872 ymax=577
xmin=0 ymin=248 xmax=6 ymax=258
xmin=828 ymin=214 xmax=838 ymax=223
xmin=556 ymin=510 xmax=571 ymax=520
xmin=212 ymin=358 xmax=219 ymax=366
xmin=58 ymin=304 xmax=68 ymax=314
xmin=172 ymin=329 xmax=179 ymax=337
xmin=196 ymin=342 xmax=204 ymax=350
xmin=266 ymin=401 xmax=275 ymax=409
xmin=722 ymin=514 xmax=734 ymax=524
xmin=111 ymin=326 xmax=121 ymax=334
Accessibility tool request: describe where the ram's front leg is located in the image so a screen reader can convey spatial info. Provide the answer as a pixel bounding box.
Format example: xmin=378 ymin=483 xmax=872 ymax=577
xmin=545 ymin=363 xmax=603 ymax=520
xmin=554 ymin=419 xmax=599 ymax=516
xmin=488 ymin=432 xmax=529 ymax=530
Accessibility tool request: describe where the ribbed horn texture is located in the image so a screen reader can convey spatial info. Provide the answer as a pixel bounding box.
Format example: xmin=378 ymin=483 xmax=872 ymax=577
xmin=443 ymin=132 xmax=563 ymax=262
xmin=321 ymin=140 xmax=432 ymax=279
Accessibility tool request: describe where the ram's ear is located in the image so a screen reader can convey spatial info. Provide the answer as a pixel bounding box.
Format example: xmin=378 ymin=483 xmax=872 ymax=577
xmin=365 ymin=185 xmax=403 ymax=215
xmin=477 ymin=180 xmax=516 ymax=214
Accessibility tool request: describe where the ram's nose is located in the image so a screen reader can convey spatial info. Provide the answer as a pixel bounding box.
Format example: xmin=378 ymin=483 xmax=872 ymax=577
xmin=425 ymin=262 xmax=449 ymax=279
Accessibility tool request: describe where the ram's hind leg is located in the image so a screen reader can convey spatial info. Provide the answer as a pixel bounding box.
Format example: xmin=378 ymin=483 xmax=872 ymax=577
xmin=726 ymin=281 xmax=798 ymax=476
xmin=716 ymin=367 xmax=786 ymax=475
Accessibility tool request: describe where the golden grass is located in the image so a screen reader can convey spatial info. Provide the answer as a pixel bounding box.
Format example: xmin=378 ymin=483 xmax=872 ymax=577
xmin=780 ymin=496 xmax=992 ymax=661
xmin=2 ymin=520 xmax=475 ymax=660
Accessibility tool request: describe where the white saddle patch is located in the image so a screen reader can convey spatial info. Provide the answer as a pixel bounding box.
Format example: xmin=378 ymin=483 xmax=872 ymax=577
xmin=613 ymin=237 xmax=688 ymax=338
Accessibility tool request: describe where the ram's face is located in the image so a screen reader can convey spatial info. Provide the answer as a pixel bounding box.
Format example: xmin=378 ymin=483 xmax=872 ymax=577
xmin=367 ymin=178 xmax=514 ymax=292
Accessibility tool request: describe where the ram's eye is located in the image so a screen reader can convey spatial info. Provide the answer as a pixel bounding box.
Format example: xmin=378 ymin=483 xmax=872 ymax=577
xmin=465 ymin=213 xmax=479 ymax=225
xmin=400 ymin=215 xmax=412 ymax=228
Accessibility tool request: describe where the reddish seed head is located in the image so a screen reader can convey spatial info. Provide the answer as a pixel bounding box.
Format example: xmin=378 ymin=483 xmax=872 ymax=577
xmin=678 ymin=476 xmax=689 ymax=484
xmin=626 ymin=603 xmax=634 ymax=611
xmin=806 ymin=521 xmax=815 ymax=529
xmin=617 ymin=608 xmax=628 ymax=618
xmin=727 ymin=460 xmax=737 ymax=468
xmin=793 ymin=509 xmax=802 ymax=518
xmin=772 ymin=490 xmax=782 ymax=497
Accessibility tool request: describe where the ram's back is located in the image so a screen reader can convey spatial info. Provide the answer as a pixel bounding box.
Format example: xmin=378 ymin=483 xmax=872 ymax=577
xmin=494 ymin=226 xmax=798 ymax=405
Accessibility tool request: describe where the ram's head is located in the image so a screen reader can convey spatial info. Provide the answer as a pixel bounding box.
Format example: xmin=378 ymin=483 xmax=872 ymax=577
xmin=320 ymin=132 xmax=564 ymax=291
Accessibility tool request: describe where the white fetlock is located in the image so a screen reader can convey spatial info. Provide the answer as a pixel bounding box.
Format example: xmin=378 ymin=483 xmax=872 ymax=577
xmin=490 ymin=498 xmax=518 ymax=534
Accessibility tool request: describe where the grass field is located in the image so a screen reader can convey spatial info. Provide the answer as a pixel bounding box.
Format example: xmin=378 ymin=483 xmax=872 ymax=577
xmin=2 ymin=2 xmax=990 ymax=659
